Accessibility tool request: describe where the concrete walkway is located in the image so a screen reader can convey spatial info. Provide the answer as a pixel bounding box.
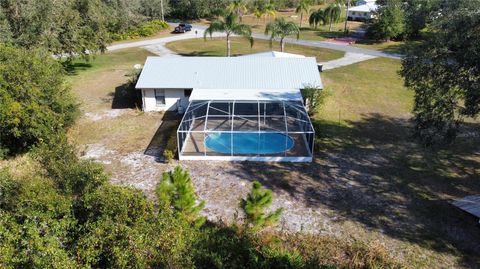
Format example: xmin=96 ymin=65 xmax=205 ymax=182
xmin=320 ymin=52 xmax=378 ymax=70
xmin=106 ymin=25 xmax=400 ymax=70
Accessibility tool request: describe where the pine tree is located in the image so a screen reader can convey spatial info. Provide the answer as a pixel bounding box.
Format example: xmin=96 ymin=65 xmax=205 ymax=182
xmin=156 ymin=166 xmax=205 ymax=227
xmin=241 ymin=181 xmax=283 ymax=229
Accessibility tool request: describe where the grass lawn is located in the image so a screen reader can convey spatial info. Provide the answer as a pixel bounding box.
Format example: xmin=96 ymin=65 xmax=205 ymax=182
xmin=314 ymin=58 xmax=480 ymax=267
xmin=165 ymin=37 xmax=345 ymax=61
xmin=231 ymin=58 xmax=480 ymax=268
xmin=353 ymin=40 xmax=420 ymax=55
xmin=66 ymin=48 xmax=179 ymax=156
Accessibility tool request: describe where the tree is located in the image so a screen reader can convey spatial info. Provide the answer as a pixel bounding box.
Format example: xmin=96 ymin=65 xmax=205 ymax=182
xmin=264 ymin=2 xmax=277 ymax=24
xmin=253 ymin=7 xmax=265 ymax=24
xmin=366 ymin=0 xmax=405 ymax=41
xmin=0 ymin=0 xmax=110 ymax=61
xmin=324 ymin=3 xmax=342 ymax=31
xmin=400 ymin=0 xmax=480 ymax=145
xmin=344 ymin=0 xmax=351 ymax=32
xmin=240 ymin=181 xmax=283 ymax=229
xmin=227 ymin=0 xmax=248 ymax=21
xmin=301 ymin=86 xmax=327 ymax=115
xmin=138 ymin=0 xmax=170 ymax=20
xmin=204 ymin=12 xmax=253 ymax=57
xmin=309 ymin=8 xmax=326 ymax=29
xmin=403 ymin=0 xmax=439 ymax=39
xmin=295 ymin=0 xmax=311 ymax=28
xmin=0 ymin=44 xmax=79 ymax=156
xmin=265 ymin=17 xmax=300 ymax=52
xmin=156 ymin=166 xmax=206 ymax=226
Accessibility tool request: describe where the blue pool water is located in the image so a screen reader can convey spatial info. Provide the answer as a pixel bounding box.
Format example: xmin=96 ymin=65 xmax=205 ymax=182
xmin=205 ymin=133 xmax=294 ymax=155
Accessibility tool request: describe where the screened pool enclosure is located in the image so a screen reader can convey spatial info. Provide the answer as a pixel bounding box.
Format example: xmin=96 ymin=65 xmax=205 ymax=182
xmin=177 ymin=100 xmax=315 ymax=162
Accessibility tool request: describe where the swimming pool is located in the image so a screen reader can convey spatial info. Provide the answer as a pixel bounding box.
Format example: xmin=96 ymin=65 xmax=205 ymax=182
xmin=205 ymin=133 xmax=294 ymax=155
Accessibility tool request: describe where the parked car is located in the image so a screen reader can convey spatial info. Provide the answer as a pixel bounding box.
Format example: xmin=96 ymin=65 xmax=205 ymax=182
xmin=174 ymin=23 xmax=192 ymax=33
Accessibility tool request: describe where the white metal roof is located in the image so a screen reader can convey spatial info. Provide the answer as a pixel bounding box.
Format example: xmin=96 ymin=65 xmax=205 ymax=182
xmin=189 ymin=88 xmax=303 ymax=101
xmin=349 ymin=3 xmax=377 ymax=12
xmin=240 ymin=51 xmax=306 ymax=58
xmin=135 ymin=57 xmax=322 ymax=90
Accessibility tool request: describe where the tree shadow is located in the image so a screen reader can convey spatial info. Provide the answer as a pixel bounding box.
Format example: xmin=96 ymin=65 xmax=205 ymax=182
xmin=228 ymin=113 xmax=480 ymax=267
xmin=65 ymin=62 xmax=93 ymax=76
xmin=144 ymin=111 xmax=182 ymax=162
xmin=110 ymin=83 xmax=141 ymax=109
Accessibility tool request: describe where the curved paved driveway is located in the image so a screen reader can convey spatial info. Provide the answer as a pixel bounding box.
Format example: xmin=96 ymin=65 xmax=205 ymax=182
xmin=107 ymin=25 xmax=401 ymax=69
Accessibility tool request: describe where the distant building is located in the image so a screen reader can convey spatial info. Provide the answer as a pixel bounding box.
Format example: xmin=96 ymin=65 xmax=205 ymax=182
xmin=347 ymin=0 xmax=378 ymax=21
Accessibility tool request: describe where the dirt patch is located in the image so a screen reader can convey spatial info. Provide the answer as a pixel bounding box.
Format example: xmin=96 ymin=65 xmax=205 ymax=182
xmin=84 ymin=110 xmax=127 ymax=121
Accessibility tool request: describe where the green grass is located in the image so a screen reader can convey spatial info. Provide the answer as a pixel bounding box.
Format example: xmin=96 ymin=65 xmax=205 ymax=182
xmin=165 ymin=37 xmax=345 ymax=62
xmin=312 ymin=58 xmax=480 ymax=267
xmin=353 ymin=40 xmax=420 ymax=55
xmin=66 ymin=48 xmax=154 ymax=77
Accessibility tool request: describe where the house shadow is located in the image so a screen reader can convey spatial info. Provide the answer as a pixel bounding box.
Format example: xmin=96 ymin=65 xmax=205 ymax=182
xmin=227 ymin=113 xmax=480 ymax=267
xmin=144 ymin=111 xmax=182 ymax=162
xmin=110 ymin=83 xmax=142 ymax=109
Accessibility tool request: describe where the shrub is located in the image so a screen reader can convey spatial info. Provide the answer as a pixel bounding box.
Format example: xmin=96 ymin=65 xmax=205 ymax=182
xmin=0 ymin=44 xmax=79 ymax=156
xmin=163 ymin=149 xmax=174 ymax=163
xmin=163 ymin=124 xmax=178 ymax=162
xmin=301 ymin=86 xmax=328 ymax=116
xmin=240 ymin=181 xmax=283 ymax=230
xmin=34 ymin=135 xmax=108 ymax=196
xmin=110 ymin=20 xmax=169 ymax=41
xmin=0 ymin=170 xmax=77 ymax=268
xmin=156 ymin=166 xmax=206 ymax=227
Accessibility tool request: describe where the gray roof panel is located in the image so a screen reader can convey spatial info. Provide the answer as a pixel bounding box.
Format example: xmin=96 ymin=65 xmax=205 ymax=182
xmin=135 ymin=57 xmax=322 ymax=90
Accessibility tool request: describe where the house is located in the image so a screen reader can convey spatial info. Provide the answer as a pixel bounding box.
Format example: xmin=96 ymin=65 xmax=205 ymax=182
xmin=135 ymin=53 xmax=322 ymax=162
xmin=347 ymin=1 xmax=378 ymax=21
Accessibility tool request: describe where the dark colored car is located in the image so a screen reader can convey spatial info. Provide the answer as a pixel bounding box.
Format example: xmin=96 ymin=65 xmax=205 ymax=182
xmin=174 ymin=23 xmax=192 ymax=33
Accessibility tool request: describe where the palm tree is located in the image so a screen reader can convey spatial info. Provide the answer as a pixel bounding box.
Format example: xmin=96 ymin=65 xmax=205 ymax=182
xmin=344 ymin=0 xmax=351 ymax=32
xmin=253 ymin=8 xmax=265 ymax=25
xmin=264 ymin=2 xmax=277 ymax=24
xmin=204 ymin=12 xmax=253 ymax=57
xmin=295 ymin=0 xmax=311 ymax=28
xmin=309 ymin=9 xmax=325 ymax=29
xmin=265 ymin=17 xmax=300 ymax=52
xmin=324 ymin=4 xmax=342 ymax=32
xmin=227 ymin=0 xmax=248 ymax=21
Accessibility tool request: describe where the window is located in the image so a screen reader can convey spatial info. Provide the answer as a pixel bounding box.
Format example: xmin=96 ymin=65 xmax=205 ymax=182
xmin=184 ymin=89 xmax=192 ymax=97
xmin=364 ymin=12 xmax=368 ymax=16
xmin=155 ymin=89 xmax=165 ymax=106
xmin=352 ymin=11 xmax=356 ymax=15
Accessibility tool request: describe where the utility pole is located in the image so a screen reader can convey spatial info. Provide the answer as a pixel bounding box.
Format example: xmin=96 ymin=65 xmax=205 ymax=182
xmin=160 ymin=0 xmax=165 ymax=21
xmin=344 ymin=0 xmax=350 ymax=33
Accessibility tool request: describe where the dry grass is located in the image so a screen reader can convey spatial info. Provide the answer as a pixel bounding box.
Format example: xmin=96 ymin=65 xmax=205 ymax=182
xmin=166 ymin=37 xmax=344 ymax=61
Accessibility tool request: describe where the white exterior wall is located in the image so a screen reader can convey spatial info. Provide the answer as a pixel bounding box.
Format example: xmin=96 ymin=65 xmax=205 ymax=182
xmin=141 ymin=89 xmax=189 ymax=112
xmin=348 ymin=10 xmax=374 ymax=20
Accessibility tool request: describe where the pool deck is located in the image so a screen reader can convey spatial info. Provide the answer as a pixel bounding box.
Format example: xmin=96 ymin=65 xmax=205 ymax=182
xmin=180 ymin=118 xmax=311 ymax=158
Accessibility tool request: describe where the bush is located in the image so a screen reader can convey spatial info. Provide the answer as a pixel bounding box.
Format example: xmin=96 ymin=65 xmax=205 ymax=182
xmin=34 ymin=135 xmax=108 ymax=196
xmin=240 ymin=181 xmax=283 ymax=230
xmin=301 ymin=86 xmax=327 ymax=116
xmin=163 ymin=124 xmax=178 ymax=162
xmin=110 ymin=20 xmax=169 ymax=41
xmin=163 ymin=149 xmax=174 ymax=163
xmin=0 ymin=44 xmax=79 ymax=156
